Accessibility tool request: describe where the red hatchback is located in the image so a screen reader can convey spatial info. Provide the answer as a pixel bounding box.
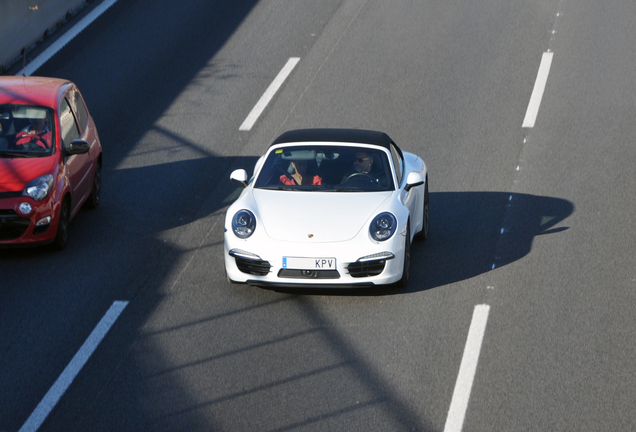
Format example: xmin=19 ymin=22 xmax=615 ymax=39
xmin=0 ymin=76 xmax=102 ymax=249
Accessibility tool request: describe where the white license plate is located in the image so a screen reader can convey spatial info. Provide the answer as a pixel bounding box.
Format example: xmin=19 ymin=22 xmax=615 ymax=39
xmin=282 ymin=257 xmax=336 ymax=270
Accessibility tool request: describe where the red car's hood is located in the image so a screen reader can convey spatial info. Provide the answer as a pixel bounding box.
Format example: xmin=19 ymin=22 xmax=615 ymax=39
xmin=0 ymin=156 xmax=57 ymax=192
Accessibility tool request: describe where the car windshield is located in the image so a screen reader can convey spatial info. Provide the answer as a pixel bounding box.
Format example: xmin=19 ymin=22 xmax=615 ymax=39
xmin=254 ymin=145 xmax=395 ymax=191
xmin=0 ymin=104 xmax=55 ymax=158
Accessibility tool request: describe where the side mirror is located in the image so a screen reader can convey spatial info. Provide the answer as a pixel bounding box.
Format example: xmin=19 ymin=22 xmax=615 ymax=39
xmin=405 ymin=172 xmax=425 ymax=192
xmin=230 ymin=169 xmax=249 ymax=188
xmin=66 ymin=139 xmax=90 ymax=156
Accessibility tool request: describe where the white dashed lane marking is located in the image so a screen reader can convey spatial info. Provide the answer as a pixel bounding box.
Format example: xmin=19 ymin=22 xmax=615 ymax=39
xmin=19 ymin=301 xmax=129 ymax=432
xmin=444 ymin=304 xmax=491 ymax=432
xmin=522 ymin=51 xmax=554 ymax=128
xmin=239 ymin=57 xmax=300 ymax=131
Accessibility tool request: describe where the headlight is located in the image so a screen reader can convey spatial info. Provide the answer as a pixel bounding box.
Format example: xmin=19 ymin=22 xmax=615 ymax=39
xmin=369 ymin=212 xmax=397 ymax=241
xmin=232 ymin=209 xmax=256 ymax=239
xmin=22 ymin=175 xmax=54 ymax=202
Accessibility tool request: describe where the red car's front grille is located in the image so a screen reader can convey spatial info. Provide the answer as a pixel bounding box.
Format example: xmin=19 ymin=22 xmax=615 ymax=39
xmin=0 ymin=210 xmax=31 ymax=240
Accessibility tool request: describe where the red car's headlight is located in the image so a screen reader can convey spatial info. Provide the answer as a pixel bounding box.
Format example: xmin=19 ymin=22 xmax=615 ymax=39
xmin=22 ymin=174 xmax=54 ymax=202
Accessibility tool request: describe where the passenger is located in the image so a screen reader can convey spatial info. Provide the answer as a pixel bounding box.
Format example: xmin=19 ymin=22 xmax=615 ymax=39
xmin=280 ymin=160 xmax=322 ymax=185
xmin=15 ymin=117 xmax=51 ymax=149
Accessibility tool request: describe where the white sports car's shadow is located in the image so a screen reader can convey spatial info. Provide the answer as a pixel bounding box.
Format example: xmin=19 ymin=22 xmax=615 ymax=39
xmin=406 ymin=191 xmax=574 ymax=292
xmin=273 ymin=191 xmax=574 ymax=296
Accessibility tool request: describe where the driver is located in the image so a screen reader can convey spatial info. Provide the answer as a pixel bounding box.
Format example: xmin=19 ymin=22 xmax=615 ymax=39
xmin=352 ymin=151 xmax=373 ymax=174
xmin=341 ymin=151 xmax=374 ymax=183
xmin=15 ymin=117 xmax=51 ymax=149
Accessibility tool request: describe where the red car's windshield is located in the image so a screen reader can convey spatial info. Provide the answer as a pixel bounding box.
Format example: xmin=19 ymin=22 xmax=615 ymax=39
xmin=0 ymin=104 xmax=55 ymax=158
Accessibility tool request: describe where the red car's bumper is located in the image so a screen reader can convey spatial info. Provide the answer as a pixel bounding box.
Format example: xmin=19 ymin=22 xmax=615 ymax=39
xmin=0 ymin=195 xmax=60 ymax=247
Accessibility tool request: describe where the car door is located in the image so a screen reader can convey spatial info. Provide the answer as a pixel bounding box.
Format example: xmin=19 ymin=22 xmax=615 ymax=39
xmin=67 ymin=86 xmax=98 ymax=149
xmin=59 ymin=92 xmax=92 ymax=214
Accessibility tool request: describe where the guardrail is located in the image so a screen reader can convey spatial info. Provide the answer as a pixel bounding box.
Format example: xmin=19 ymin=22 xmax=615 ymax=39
xmin=0 ymin=0 xmax=89 ymax=74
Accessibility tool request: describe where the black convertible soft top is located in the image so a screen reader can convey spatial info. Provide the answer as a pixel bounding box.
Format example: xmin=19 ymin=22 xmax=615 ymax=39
xmin=270 ymin=128 xmax=394 ymax=150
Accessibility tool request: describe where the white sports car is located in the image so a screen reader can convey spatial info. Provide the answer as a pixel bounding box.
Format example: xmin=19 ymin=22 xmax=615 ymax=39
xmin=224 ymin=129 xmax=428 ymax=288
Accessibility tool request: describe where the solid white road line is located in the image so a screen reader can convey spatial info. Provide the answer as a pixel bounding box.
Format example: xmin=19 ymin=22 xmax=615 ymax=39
xmin=522 ymin=52 xmax=554 ymax=128
xmin=239 ymin=57 xmax=301 ymax=131
xmin=19 ymin=301 xmax=129 ymax=432
xmin=21 ymin=0 xmax=120 ymax=77
xmin=443 ymin=304 xmax=491 ymax=432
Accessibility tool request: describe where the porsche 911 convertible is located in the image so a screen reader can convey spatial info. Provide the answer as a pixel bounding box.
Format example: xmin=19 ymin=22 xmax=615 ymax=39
xmin=224 ymin=128 xmax=428 ymax=288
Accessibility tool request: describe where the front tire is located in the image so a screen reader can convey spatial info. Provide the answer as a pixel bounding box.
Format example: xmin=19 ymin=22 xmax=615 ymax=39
xmin=397 ymin=223 xmax=411 ymax=288
xmin=415 ymin=177 xmax=429 ymax=241
xmin=85 ymin=162 xmax=101 ymax=209
xmin=51 ymin=198 xmax=70 ymax=250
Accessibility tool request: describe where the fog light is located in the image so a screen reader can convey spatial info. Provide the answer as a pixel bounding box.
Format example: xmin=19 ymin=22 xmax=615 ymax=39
xmin=18 ymin=202 xmax=32 ymax=214
xmin=36 ymin=216 xmax=51 ymax=226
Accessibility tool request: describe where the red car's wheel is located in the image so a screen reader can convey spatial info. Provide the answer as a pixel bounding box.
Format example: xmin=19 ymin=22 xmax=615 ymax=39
xmin=85 ymin=162 xmax=101 ymax=209
xmin=51 ymin=198 xmax=70 ymax=250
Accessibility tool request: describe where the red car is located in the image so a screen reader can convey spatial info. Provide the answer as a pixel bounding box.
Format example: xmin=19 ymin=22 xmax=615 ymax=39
xmin=0 ymin=76 xmax=102 ymax=249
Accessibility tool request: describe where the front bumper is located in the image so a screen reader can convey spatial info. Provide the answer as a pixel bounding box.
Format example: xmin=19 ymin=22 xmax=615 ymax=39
xmin=224 ymin=231 xmax=406 ymax=288
xmin=0 ymin=195 xmax=59 ymax=247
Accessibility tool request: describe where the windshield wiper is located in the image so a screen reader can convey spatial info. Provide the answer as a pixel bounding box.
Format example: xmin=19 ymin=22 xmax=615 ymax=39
xmin=0 ymin=151 xmax=29 ymax=158
xmin=257 ymin=186 xmax=287 ymax=191
xmin=329 ymin=188 xmax=366 ymax=192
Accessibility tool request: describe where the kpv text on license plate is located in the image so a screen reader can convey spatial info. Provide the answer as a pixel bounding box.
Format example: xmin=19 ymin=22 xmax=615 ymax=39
xmin=282 ymin=257 xmax=336 ymax=270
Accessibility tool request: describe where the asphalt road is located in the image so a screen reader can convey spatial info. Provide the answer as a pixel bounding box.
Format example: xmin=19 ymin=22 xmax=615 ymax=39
xmin=2 ymin=0 xmax=636 ymax=430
